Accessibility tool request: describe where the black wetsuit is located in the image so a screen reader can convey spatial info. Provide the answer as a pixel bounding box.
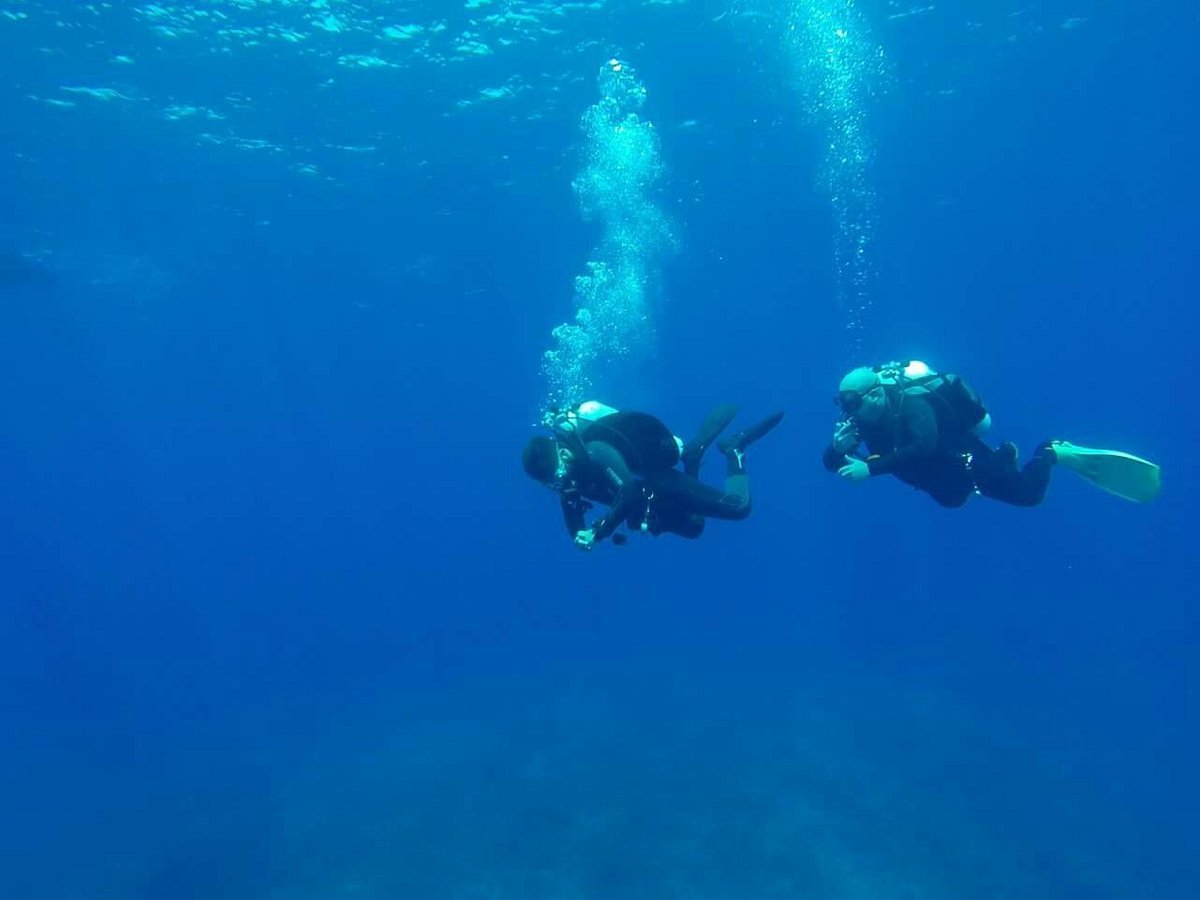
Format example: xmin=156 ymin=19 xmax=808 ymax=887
xmin=822 ymin=390 xmax=1053 ymax=508
xmin=558 ymin=411 xmax=751 ymax=542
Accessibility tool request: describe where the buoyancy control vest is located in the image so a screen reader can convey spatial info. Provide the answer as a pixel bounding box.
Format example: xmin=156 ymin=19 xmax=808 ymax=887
xmin=874 ymin=361 xmax=990 ymax=435
xmin=546 ymin=401 xmax=683 ymax=475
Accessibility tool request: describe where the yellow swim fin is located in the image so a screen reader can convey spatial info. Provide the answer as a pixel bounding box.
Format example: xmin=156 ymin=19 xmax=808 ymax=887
xmin=1051 ymin=441 xmax=1162 ymax=504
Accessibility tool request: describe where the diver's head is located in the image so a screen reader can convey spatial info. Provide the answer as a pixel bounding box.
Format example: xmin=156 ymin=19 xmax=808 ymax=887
xmin=522 ymin=436 xmax=573 ymax=486
xmin=835 ymin=366 xmax=888 ymax=423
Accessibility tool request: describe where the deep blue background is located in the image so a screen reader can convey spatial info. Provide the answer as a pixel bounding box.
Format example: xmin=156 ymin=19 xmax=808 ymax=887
xmin=1 ymin=1 xmax=1195 ymax=896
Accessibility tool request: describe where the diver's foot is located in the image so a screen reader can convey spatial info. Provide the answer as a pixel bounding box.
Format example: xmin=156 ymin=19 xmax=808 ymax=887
xmin=1035 ymin=440 xmax=1065 ymax=464
xmin=719 ymin=411 xmax=785 ymax=460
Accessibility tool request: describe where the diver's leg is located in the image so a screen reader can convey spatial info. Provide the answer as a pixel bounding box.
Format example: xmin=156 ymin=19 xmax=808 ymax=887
xmin=655 ymin=508 xmax=706 ymax=539
xmin=648 ymin=464 xmax=751 ymax=523
xmin=680 ymin=404 xmax=738 ymax=477
xmin=927 ymin=481 xmax=974 ymax=508
xmin=975 ymin=443 xmax=1056 ymax=507
xmin=911 ymin=455 xmax=977 ymax=508
xmin=648 ymin=413 xmax=782 ymax=524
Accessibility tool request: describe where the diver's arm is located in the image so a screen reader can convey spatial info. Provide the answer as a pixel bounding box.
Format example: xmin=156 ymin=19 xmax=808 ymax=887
xmin=591 ymin=480 xmax=644 ymax=542
xmin=866 ymin=401 xmax=938 ymax=475
xmin=560 ymin=494 xmax=589 ymax=535
xmin=573 ymin=439 xmax=639 ymax=543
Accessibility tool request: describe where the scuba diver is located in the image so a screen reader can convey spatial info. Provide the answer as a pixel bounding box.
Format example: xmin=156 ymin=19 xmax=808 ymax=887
xmin=523 ymin=401 xmax=784 ymax=550
xmin=823 ymin=360 xmax=1161 ymax=508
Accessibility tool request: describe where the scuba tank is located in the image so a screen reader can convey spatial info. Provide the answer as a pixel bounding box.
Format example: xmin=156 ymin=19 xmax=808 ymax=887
xmin=543 ymin=400 xmax=620 ymax=438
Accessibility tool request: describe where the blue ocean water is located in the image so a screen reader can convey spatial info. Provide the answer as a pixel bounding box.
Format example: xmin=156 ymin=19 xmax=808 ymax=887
xmin=0 ymin=0 xmax=1195 ymax=897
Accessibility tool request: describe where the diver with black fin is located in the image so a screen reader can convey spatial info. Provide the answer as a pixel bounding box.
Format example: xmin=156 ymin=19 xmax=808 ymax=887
xmin=523 ymin=400 xmax=784 ymax=550
xmin=823 ymin=360 xmax=1161 ymax=507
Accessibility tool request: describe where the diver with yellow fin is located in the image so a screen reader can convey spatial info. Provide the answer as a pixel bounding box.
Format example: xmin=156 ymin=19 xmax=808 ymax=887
xmin=822 ymin=360 xmax=1161 ymax=507
xmin=524 ymin=400 xmax=783 ymax=549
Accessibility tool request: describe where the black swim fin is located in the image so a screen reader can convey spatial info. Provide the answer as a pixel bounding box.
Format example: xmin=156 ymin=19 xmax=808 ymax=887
xmin=680 ymin=403 xmax=739 ymax=476
xmin=719 ymin=411 xmax=785 ymax=458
